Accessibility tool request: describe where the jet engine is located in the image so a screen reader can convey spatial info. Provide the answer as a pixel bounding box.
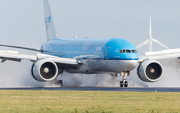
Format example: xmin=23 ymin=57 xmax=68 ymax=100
xmin=31 ymin=59 xmax=58 ymax=82
xmin=137 ymin=60 xmax=163 ymax=82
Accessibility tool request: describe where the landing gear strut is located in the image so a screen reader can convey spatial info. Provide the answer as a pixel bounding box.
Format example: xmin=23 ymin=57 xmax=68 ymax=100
xmin=120 ymin=71 xmax=130 ymax=87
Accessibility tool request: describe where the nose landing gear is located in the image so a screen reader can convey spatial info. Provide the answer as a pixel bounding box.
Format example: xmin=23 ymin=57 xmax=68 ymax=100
xmin=109 ymin=71 xmax=130 ymax=87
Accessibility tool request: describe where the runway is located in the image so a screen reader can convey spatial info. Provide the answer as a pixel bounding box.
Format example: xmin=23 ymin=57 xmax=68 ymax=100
xmin=0 ymin=87 xmax=180 ymax=92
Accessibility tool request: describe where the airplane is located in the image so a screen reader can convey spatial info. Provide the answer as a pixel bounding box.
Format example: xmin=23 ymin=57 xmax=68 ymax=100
xmin=0 ymin=0 xmax=178 ymax=87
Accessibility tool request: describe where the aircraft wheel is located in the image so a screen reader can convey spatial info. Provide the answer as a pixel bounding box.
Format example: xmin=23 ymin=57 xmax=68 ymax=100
xmin=124 ymin=81 xmax=128 ymax=87
xmin=120 ymin=81 xmax=123 ymax=87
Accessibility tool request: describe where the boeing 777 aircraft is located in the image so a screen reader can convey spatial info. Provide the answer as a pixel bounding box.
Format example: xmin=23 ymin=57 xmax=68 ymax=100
xmin=0 ymin=0 xmax=179 ymax=87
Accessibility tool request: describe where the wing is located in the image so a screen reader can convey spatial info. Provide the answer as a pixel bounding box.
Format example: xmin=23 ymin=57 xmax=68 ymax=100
xmin=0 ymin=50 xmax=80 ymax=66
xmin=137 ymin=48 xmax=180 ymax=83
xmin=0 ymin=49 xmax=84 ymax=82
xmin=139 ymin=48 xmax=180 ymax=62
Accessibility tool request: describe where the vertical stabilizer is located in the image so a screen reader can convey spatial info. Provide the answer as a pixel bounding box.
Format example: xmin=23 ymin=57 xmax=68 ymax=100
xmin=43 ymin=0 xmax=57 ymax=41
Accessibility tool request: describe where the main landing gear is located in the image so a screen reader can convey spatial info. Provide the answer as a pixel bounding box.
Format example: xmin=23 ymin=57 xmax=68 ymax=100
xmin=59 ymin=80 xmax=63 ymax=86
xmin=109 ymin=73 xmax=118 ymax=79
xmin=51 ymin=79 xmax=63 ymax=87
xmin=120 ymin=71 xmax=130 ymax=88
xmin=56 ymin=80 xmax=63 ymax=87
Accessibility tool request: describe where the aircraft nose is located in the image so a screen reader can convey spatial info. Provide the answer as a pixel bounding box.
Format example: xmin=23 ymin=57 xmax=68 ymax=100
xmin=119 ymin=59 xmax=138 ymax=72
xmin=128 ymin=60 xmax=138 ymax=70
xmin=131 ymin=54 xmax=139 ymax=68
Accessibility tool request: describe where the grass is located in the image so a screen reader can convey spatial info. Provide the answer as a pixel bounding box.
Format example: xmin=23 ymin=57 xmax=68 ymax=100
xmin=0 ymin=90 xmax=179 ymax=113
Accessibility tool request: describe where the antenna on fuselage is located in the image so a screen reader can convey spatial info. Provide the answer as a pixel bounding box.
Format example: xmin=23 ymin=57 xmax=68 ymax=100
xmin=137 ymin=17 xmax=169 ymax=51
xmin=43 ymin=0 xmax=58 ymax=41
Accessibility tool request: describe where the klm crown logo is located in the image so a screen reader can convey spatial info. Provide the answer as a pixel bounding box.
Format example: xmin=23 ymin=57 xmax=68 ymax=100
xmin=45 ymin=16 xmax=51 ymax=29
xmin=45 ymin=16 xmax=51 ymax=23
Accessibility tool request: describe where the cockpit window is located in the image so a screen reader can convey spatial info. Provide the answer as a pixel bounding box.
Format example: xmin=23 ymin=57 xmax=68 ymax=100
xmin=126 ymin=50 xmax=131 ymax=53
xmin=134 ymin=50 xmax=138 ymax=53
xmin=120 ymin=50 xmax=123 ymax=53
xmin=120 ymin=49 xmax=125 ymax=53
xmin=132 ymin=50 xmax=136 ymax=53
xmin=119 ymin=49 xmax=137 ymax=53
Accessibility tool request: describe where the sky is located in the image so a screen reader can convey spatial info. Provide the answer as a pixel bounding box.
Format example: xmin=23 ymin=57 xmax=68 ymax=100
xmin=0 ymin=0 xmax=180 ymax=87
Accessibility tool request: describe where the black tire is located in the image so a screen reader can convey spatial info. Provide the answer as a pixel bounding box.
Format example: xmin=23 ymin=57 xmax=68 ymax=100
xmin=120 ymin=81 xmax=123 ymax=87
xmin=124 ymin=81 xmax=128 ymax=87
